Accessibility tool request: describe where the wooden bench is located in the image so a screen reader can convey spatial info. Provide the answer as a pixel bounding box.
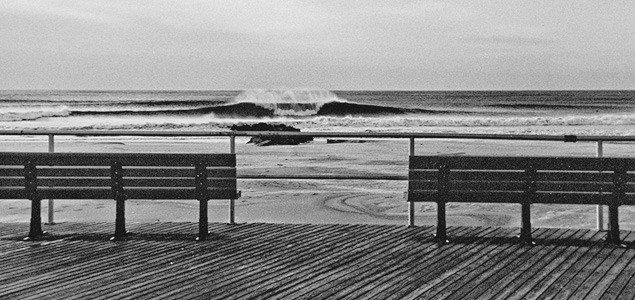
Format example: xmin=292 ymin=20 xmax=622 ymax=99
xmin=0 ymin=152 xmax=240 ymax=241
xmin=408 ymin=156 xmax=635 ymax=245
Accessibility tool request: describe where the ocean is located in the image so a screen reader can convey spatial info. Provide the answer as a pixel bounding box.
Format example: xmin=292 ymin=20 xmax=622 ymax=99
xmin=1 ymin=89 xmax=634 ymax=136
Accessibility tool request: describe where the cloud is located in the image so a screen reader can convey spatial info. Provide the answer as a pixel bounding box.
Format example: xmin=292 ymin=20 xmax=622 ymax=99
xmin=2 ymin=1 xmax=123 ymax=24
xmin=0 ymin=0 xmax=633 ymax=89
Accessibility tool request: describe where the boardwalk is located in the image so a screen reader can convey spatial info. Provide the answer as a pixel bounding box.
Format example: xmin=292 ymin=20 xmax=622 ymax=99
xmin=1 ymin=222 xmax=634 ymax=299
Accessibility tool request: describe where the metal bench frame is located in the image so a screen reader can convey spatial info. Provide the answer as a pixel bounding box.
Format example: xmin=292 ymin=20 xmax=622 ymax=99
xmin=1 ymin=152 xmax=240 ymax=241
xmin=408 ymin=156 xmax=634 ymax=245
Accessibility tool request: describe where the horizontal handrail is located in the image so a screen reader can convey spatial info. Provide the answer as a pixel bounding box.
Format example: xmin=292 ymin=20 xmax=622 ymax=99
xmin=2 ymin=129 xmax=635 ymax=142
xmin=0 ymin=129 xmax=627 ymax=231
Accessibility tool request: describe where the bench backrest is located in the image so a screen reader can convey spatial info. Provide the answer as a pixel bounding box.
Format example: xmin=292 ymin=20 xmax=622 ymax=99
xmin=408 ymin=156 xmax=635 ymax=205
xmin=0 ymin=152 xmax=237 ymax=200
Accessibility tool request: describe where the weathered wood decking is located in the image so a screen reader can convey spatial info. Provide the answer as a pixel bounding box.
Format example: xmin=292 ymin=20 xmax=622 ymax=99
xmin=1 ymin=222 xmax=634 ymax=299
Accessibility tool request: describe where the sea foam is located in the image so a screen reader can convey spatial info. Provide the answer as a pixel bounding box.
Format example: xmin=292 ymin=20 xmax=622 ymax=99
xmin=231 ymin=88 xmax=343 ymax=116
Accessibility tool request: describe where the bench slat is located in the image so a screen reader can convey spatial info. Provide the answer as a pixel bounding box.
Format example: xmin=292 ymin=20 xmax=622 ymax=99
xmin=535 ymin=172 xmax=615 ymax=182
xmin=410 ymin=156 xmax=530 ymax=170
xmin=0 ymin=167 xmax=237 ymax=178
xmin=1 ymin=177 xmax=236 ymax=188
xmin=409 ymin=180 xmax=631 ymax=193
xmin=408 ymin=190 xmax=635 ymax=205
xmin=0 ymin=187 xmax=238 ymax=200
xmin=535 ymin=181 xmax=628 ymax=192
xmin=0 ymin=153 xmax=235 ymax=167
xmin=409 ymin=180 xmax=526 ymax=191
xmin=410 ymin=156 xmax=635 ymax=171
xmin=409 ymin=170 xmax=526 ymax=181
xmin=123 ymin=167 xmax=236 ymax=178
xmin=124 ymin=178 xmax=236 ymax=188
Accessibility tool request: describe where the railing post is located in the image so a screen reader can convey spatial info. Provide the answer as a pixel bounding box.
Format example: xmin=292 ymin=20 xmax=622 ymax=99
xmin=229 ymin=135 xmax=236 ymax=225
xmin=47 ymin=134 xmax=55 ymax=225
xmin=408 ymin=138 xmax=415 ymax=227
xmin=597 ymin=140 xmax=604 ymax=231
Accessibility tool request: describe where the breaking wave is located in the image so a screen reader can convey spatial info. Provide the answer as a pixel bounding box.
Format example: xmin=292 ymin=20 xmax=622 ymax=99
xmin=0 ymin=106 xmax=71 ymax=121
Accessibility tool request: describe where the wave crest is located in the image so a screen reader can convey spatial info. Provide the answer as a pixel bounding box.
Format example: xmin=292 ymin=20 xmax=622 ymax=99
xmin=232 ymin=88 xmax=343 ymax=116
xmin=0 ymin=106 xmax=71 ymax=122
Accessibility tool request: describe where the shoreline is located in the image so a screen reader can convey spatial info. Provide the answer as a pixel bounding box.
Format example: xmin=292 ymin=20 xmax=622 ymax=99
xmin=2 ymin=136 xmax=635 ymax=230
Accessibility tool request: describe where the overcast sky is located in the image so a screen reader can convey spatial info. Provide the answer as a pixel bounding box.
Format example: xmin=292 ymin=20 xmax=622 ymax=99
xmin=1 ymin=1 xmax=634 ymax=90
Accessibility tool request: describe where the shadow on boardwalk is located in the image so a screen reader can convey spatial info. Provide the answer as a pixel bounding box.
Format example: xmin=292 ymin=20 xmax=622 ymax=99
xmin=1 ymin=222 xmax=635 ymax=300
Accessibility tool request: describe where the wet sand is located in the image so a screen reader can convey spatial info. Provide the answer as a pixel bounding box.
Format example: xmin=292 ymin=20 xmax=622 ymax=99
xmin=2 ymin=135 xmax=635 ymax=230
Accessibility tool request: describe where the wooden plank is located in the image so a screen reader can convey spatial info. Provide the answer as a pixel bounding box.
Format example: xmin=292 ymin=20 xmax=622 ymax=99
xmin=0 ymin=188 xmax=26 ymax=199
xmin=334 ymin=227 xmax=509 ymax=300
xmin=36 ymin=167 xmax=111 ymax=177
xmin=2 ymin=177 xmax=235 ymax=189
xmin=409 ymin=170 xmax=526 ymax=181
xmin=36 ymin=188 xmax=114 ymax=199
xmin=601 ymin=157 xmax=635 ymax=171
xmin=1 ymin=223 xmax=634 ymax=299
xmin=121 ymin=178 xmax=235 ymax=188
xmin=451 ymin=170 xmax=526 ymax=181
xmin=568 ymin=237 xmax=635 ymax=299
xmin=4 ymin=224 xmax=305 ymax=300
xmin=242 ymin=226 xmax=439 ymax=300
xmin=0 ymin=187 xmax=238 ymax=200
xmin=390 ymin=228 xmax=558 ymax=300
xmin=0 ymin=153 xmax=235 ymax=167
xmin=0 ymin=166 xmax=24 ymax=177
xmin=408 ymin=191 xmax=525 ymax=203
xmin=411 ymin=156 xmax=635 ymax=172
xmin=191 ymin=225 xmax=418 ymax=300
xmin=410 ymin=180 xmax=623 ymax=193
xmin=408 ymin=190 xmax=635 ymax=205
xmin=274 ymin=226 xmax=484 ymax=300
xmin=123 ymin=188 xmax=238 ymax=200
xmin=538 ymin=245 xmax=620 ymax=299
xmin=410 ymin=156 xmax=530 ymax=170
xmin=535 ymin=181 xmax=615 ymax=192
xmin=0 ymin=166 xmax=236 ymax=177
xmin=474 ymin=229 xmax=592 ymax=300
xmin=409 ymin=180 xmax=526 ymax=192
xmin=123 ymin=167 xmax=236 ymax=178
xmin=2 ymin=167 xmax=235 ymax=178
xmin=530 ymin=157 xmax=602 ymax=171
xmin=26 ymin=226 xmax=300 ymax=299
xmin=599 ymin=251 xmax=635 ymax=299
xmin=0 ymin=177 xmax=25 ymax=187
xmin=444 ymin=229 xmax=577 ymax=300
xmin=509 ymin=231 xmax=607 ymax=300
xmin=0 ymin=177 xmax=110 ymax=188
xmin=82 ymin=224 xmax=348 ymax=300
xmin=535 ymin=171 xmax=614 ymax=182
xmin=130 ymin=224 xmax=355 ymax=299
xmin=588 ymin=249 xmax=635 ymax=299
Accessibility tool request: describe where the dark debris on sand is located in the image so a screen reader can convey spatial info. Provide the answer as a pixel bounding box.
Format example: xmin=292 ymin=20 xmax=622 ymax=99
xmin=230 ymin=123 xmax=313 ymax=146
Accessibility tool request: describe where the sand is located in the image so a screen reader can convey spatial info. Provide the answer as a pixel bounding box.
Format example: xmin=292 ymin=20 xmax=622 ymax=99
xmin=2 ymin=135 xmax=635 ymax=230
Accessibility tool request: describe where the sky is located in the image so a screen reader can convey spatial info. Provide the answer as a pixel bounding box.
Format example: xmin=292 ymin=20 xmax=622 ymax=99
xmin=1 ymin=1 xmax=634 ymax=90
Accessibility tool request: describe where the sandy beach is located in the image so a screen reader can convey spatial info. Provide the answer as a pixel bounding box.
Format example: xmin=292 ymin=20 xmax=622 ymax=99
xmin=2 ymin=135 xmax=635 ymax=230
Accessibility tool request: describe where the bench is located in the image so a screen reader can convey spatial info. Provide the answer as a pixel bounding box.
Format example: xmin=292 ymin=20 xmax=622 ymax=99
xmin=0 ymin=152 xmax=240 ymax=241
xmin=408 ymin=156 xmax=635 ymax=245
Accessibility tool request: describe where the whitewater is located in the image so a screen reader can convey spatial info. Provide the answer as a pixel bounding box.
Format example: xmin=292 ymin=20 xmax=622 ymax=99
xmin=1 ymin=89 xmax=634 ymax=136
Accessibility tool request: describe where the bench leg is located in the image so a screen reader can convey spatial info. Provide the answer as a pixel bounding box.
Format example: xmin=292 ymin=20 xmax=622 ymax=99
xmin=435 ymin=201 xmax=449 ymax=244
xmin=25 ymin=199 xmax=45 ymax=241
xmin=519 ymin=202 xmax=534 ymax=245
xmin=111 ymin=199 xmax=127 ymax=241
xmin=197 ymin=199 xmax=209 ymax=241
xmin=608 ymin=203 xmax=623 ymax=246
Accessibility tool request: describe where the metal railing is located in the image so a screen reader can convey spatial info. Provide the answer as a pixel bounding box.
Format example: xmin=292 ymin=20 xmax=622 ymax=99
xmin=2 ymin=129 xmax=635 ymax=230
